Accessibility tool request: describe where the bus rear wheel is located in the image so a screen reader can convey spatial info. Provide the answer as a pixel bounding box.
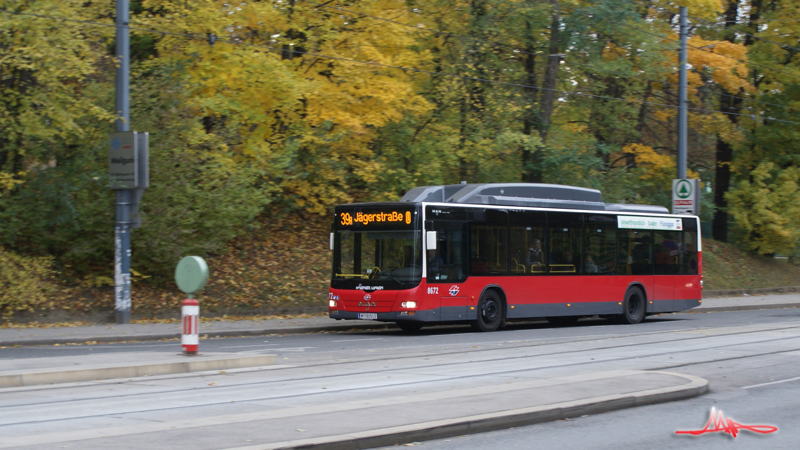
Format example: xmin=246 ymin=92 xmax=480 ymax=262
xmin=472 ymin=291 xmax=503 ymax=332
xmin=620 ymin=287 xmax=646 ymax=324
xmin=396 ymin=322 xmax=424 ymax=333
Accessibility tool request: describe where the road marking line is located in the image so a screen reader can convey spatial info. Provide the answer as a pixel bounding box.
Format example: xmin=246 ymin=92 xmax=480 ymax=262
xmin=331 ymin=338 xmax=383 ymax=343
xmin=742 ymin=375 xmax=800 ymax=389
xmin=217 ymin=344 xmax=280 ymax=349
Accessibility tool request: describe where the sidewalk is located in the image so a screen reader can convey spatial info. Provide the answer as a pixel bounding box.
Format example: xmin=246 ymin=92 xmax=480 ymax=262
xmin=0 ymin=351 xmax=276 ymax=388
xmin=0 ymin=369 xmax=708 ymax=450
xmin=1 ymin=293 xmax=798 ymax=348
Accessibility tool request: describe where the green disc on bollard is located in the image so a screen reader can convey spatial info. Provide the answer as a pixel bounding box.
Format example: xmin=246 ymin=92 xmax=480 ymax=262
xmin=175 ymin=256 xmax=209 ymax=296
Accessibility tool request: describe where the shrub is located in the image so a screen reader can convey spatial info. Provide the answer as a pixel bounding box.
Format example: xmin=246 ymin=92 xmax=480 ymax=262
xmin=0 ymin=247 xmax=56 ymax=320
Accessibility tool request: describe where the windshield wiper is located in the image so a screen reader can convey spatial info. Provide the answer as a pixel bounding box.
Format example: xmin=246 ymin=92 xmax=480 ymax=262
xmin=378 ymin=270 xmax=405 ymax=286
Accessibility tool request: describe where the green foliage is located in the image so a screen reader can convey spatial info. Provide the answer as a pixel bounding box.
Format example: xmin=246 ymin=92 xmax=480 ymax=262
xmin=1 ymin=0 xmax=800 ymax=296
xmin=127 ymin=63 xmax=270 ymax=280
xmin=0 ymin=0 xmax=114 ymax=174
xmin=0 ymin=246 xmax=55 ymax=320
xmin=0 ymin=59 xmax=269 ymax=281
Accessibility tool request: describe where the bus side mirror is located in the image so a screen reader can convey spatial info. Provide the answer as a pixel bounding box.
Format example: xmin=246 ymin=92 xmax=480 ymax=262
xmin=330 ymin=233 xmax=334 ymax=251
xmin=426 ymin=231 xmax=437 ymax=251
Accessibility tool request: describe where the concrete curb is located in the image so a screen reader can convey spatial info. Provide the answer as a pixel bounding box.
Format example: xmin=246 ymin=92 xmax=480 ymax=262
xmin=703 ymin=286 xmax=800 ymax=298
xmin=0 ymin=322 xmax=395 ymax=347
xmin=694 ymin=303 xmax=800 ymax=313
xmin=0 ymin=355 xmax=276 ymax=388
xmin=223 ymin=372 xmax=709 ymax=450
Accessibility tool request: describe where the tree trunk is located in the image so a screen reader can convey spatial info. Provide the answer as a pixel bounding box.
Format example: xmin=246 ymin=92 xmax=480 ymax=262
xmin=538 ymin=0 xmax=562 ymax=145
xmin=630 ymin=83 xmax=654 ymax=168
xmin=521 ymin=20 xmax=539 ymax=182
xmin=712 ymin=0 xmax=754 ymax=242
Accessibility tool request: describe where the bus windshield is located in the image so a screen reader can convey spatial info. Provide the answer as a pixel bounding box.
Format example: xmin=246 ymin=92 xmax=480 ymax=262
xmin=332 ymin=230 xmax=422 ymax=289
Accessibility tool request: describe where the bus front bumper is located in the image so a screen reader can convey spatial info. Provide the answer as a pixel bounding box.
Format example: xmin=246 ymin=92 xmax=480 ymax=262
xmin=329 ymin=310 xmax=438 ymax=323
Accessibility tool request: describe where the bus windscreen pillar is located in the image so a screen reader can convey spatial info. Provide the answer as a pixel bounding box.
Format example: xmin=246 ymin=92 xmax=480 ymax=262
xmin=109 ymin=131 xmax=149 ymax=323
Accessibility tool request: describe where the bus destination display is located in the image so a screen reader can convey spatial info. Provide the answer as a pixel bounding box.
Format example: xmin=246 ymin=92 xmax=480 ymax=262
xmin=617 ymin=216 xmax=682 ymax=231
xmin=337 ymin=208 xmax=415 ymax=228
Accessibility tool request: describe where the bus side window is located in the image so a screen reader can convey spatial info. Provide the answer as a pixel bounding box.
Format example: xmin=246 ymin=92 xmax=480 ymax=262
xmin=615 ymin=230 xmax=633 ymax=275
xmin=583 ymin=215 xmax=616 ymax=275
xmin=654 ymin=230 xmax=681 ymax=275
xmin=547 ymin=212 xmax=581 ymax=275
xmin=630 ymin=231 xmax=654 ymax=275
xmin=508 ymin=210 xmax=546 ymax=275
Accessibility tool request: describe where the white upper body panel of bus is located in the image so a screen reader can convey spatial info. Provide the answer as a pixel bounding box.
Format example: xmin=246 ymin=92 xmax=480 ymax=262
xmin=417 ymin=200 xmax=701 ymax=252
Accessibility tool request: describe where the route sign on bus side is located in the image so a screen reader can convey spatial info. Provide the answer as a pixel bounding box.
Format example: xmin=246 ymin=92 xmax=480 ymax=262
xmin=672 ymin=178 xmax=700 ymax=216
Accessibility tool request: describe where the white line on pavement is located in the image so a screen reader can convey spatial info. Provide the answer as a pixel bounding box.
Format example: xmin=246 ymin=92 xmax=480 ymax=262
xmin=217 ymin=344 xmax=280 ymax=349
xmin=742 ymin=375 xmax=800 ymax=389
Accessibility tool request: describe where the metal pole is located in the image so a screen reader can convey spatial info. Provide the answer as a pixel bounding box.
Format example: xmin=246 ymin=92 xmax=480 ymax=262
xmin=115 ymin=0 xmax=132 ymax=324
xmin=677 ymin=6 xmax=688 ymax=180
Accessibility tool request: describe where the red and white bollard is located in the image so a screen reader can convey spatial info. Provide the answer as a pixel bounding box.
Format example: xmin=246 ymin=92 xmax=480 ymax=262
xmin=181 ymin=298 xmax=199 ymax=355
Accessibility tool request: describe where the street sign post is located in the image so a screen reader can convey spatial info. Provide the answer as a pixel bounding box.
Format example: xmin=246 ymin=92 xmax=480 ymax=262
xmin=176 ymin=256 xmax=209 ymax=355
xmin=672 ymin=178 xmax=700 ymax=216
xmin=109 ymin=131 xmax=149 ymax=324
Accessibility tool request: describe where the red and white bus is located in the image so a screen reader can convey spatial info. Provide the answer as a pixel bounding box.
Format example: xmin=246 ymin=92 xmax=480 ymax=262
xmin=328 ymin=183 xmax=702 ymax=332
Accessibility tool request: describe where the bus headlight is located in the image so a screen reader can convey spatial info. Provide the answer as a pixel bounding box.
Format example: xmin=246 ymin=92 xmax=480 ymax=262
xmin=329 ymin=300 xmax=338 ymax=308
xmin=401 ymin=301 xmax=417 ymax=309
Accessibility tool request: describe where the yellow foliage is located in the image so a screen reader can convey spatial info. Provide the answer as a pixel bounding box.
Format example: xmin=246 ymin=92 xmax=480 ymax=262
xmin=653 ymin=109 xmax=675 ymax=123
xmin=687 ymin=36 xmax=752 ymax=94
xmin=142 ymin=0 xmax=435 ymax=213
xmin=602 ymin=42 xmax=627 ymax=61
xmin=80 ymin=275 xmax=114 ymax=289
xmin=0 ymin=247 xmax=56 ymax=320
xmin=727 ymin=163 xmax=800 ymax=255
xmin=623 ymin=144 xmax=675 ymax=181
xmin=622 ymin=144 xmax=700 ymax=183
xmin=0 ymin=172 xmax=25 ymax=194
xmin=652 ymin=1 xmax=724 ymax=20
xmin=692 ymin=112 xmax=743 ymax=145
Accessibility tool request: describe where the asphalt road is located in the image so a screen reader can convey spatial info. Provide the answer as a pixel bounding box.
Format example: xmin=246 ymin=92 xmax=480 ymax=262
xmin=2 ymin=308 xmax=798 ymax=361
xmin=375 ymin=342 xmax=799 ymax=450
xmin=1 ymin=308 xmax=799 ymax=449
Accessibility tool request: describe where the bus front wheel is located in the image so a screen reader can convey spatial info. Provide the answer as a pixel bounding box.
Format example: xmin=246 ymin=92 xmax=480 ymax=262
xmin=472 ymin=291 xmax=503 ymax=332
xmin=620 ymin=287 xmax=646 ymax=324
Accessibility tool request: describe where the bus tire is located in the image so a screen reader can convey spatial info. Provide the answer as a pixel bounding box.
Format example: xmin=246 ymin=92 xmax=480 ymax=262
xmin=472 ymin=290 xmax=503 ymax=332
xmin=620 ymin=287 xmax=646 ymax=324
xmin=396 ymin=322 xmax=424 ymax=333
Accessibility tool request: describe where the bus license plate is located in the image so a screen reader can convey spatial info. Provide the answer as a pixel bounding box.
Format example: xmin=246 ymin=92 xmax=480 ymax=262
xmin=358 ymin=313 xmax=378 ymax=320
